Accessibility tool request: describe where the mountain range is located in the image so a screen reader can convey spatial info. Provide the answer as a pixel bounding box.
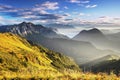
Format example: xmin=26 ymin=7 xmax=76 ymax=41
xmin=73 ymin=28 xmax=120 ymax=52
xmin=0 ymin=22 xmax=120 ymax=75
xmin=0 ymin=22 xmax=68 ymax=39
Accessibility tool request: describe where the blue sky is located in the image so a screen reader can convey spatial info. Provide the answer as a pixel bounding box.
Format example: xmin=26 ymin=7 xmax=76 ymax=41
xmin=0 ymin=0 xmax=120 ymax=25
xmin=0 ymin=0 xmax=120 ymax=37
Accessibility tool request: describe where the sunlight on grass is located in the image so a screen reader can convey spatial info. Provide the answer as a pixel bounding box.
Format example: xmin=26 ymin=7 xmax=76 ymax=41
xmin=0 ymin=33 xmax=119 ymax=80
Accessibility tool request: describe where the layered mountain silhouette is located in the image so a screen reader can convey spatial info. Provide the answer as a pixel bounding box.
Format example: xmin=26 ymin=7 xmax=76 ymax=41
xmin=0 ymin=23 xmax=119 ymax=65
xmin=73 ymin=28 xmax=109 ymax=49
xmin=74 ymin=28 xmax=106 ymax=40
xmin=107 ymin=32 xmax=120 ymax=42
xmin=0 ymin=22 xmax=120 ymax=77
xmin=26 ymin=34 xmax=120 ymax=64
xmin=81 ymin=54 xmax=120 ymax=75
xmin=81 ymin=54 xmax=120 ymax=67
xmin=73 ymin=28 xmax=120 ymax=52
xmin=0 ymin=22 xmax=69 ymax=39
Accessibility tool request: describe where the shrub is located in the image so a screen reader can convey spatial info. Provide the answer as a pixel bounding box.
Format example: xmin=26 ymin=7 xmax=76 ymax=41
xmin=0 ymin=58 xmax=3 ymax=63
xmin=9 ymin=67 xmax=19 ymax=72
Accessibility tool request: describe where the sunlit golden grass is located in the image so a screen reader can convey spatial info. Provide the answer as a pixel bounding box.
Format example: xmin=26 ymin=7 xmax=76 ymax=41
xmin=0 ymin=33 xmax=119 ymax=80
xmin=0 ymin=70 xmax=120 ymax=80
xmin=0 ymin=33 xmax=32 ymax=52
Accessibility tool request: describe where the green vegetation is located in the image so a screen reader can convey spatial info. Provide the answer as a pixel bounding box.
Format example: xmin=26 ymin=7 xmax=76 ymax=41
xmin=0 ymin=33 xmax=119 ymax=80
xmin=81 ymin=54 xmax=120 ymax=75
xmin=91 ymin=59 xmax=120 ymax=75
xmin=0 ymin=33 xmax=80 ymax=79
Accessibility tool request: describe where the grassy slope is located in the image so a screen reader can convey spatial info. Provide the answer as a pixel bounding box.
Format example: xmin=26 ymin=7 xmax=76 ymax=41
xmin=0 ymin=33 xmax=119 ymax=80
xmin=0 ymin=33 xmax=80 ymax=79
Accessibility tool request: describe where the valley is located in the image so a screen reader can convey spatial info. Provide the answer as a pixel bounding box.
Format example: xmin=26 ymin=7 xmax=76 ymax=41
xmin=0 ymin=0 xmax=120 ymax=79
xmin=0 ymin=22 xmax=120 ymax=77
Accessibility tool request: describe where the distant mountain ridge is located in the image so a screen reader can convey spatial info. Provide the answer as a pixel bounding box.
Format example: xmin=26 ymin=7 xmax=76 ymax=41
xmin=73 ymin=28 xmax=110 ymax=49
xmin=0 ymin=22 xmax=69 ymax=39
xmin=0 ymin=33 xmax=119 ymax=80
xmin=80 ymin=28 xmax=103 ymax=34
xmin=81 ymin=54 xmax=120 ymax=75
xmin=73 ymin=28 xmax=107 ymax=42
xmin=73 ymin=28 xmax=120 ymax=52
xmin=81 ymin=54 xmax=120 ymax=66
xmin=25 ymin=33 xmax=120 ymax=64
xmin=0 ymin=23 xmax=119 ymax=65
xmin=80 ymin=54 xmax=120 ymax=75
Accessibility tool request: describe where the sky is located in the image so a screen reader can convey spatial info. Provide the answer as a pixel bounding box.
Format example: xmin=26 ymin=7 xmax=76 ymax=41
xmin=0 ymin=0 xmax=120 ymax=37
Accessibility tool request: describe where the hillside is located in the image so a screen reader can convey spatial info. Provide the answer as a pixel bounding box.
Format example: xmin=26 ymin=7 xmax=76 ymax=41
xmin=0 ymin=33 xmax=119 ymax=80
xmin=1 ymin=23 xmax=120 ymax=65
xmin=25 ymin=33 xmax=119 ymax=64
xmin=81 ymin=54 xmax=120 ymax=75
xmin=91 ymin=59 xmax=120 ymax=75
xmin=0 ymin=33 xmax=79 ymax=79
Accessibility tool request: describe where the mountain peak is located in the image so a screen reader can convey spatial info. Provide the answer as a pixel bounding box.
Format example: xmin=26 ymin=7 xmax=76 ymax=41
xmin=19 ymin=22 xmax=35 ymax=26
xmin=73 ymin=28 xmax=107 ymax=42
xmin=1 ymin=22 xmax=69 ymax=39
xmin=80 ymin=28 xmax=102 ymax=34
xmin=104 ymin=54 xmax=120 ymax=60
xmin=89 ymin=28 xmax=101 ymax=33
xmin=20 ymin=21 xmax=27 ymax=24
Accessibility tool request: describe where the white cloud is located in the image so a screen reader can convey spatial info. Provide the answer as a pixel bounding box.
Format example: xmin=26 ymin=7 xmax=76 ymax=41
xmin=0 ymin=16 xmax=21 ymax=25
xmin=55 ymin=16 xmax=120 ymax=38
xmin=79 ymin=13 xmax=85 ymax=16
xmin=64 ymin=13 xmax=71 ymax=17
xmin=64 ymin=6 xmax=69 ymax=9
xmin=69 ymin=0 xmax=89 ymax=4
xmin=0 ymin=16 xmax=4 ymax=19
xmin=20 ymin=12 xmax=33 ymax=15
xmin=69 ymin=0 xmax=80 ymax=3
xmin=31 ymin=1 xmax=59 ymax=16
xmin=21 ymin=15 xmax=38 ymax=19
xmin=32 ymin=20 xmax=48 ymax=24
xmin=97 ymin=16 xmax=120 ymax=25
xmin=32 ymin=1 xmax=59 ymax=13
xmin=0 ymin=4 xmax=12 ymax=9
xmin=86 ymin=4 xmax=97 ymax=8
xmin=77 ymin=13 xmax=91 ymax=17
xmin=81 ymin=1 xmax=90 ymax=3
xmin=41 ymin=1 xmax=59 ymax=10
xmin=0 ymin=4 xmax=19 ymax=12
xmin=54 ymin=15 xmax=120 ymax=27
xmin=32 ymin=7 xmax=44 ymax=12
xmin=57 ymin=27 xmax=85 ymax=38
